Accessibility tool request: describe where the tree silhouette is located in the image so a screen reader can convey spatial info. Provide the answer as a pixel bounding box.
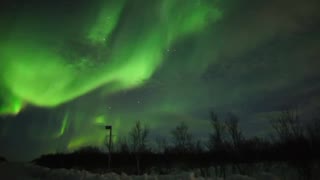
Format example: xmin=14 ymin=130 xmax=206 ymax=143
xmin=271 ymin=110 xmax=304 ymax=142
xmin=129 ymin=120 xmax=149 ymax=174
xmin=171 ymin=121 xmax=194 ymax=153
xmin=208 ymin=111 xmax=226 ymax=152
xmin=225 ymin=113 xmax=243 ymax=148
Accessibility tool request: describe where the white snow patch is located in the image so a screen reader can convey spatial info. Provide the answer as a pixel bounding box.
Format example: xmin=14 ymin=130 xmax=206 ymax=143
xmin=0 ymin=162 xmax=283 ymax=180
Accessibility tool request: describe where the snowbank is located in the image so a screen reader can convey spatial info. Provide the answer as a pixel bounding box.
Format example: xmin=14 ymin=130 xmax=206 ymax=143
xmin=0 ymin=162 xmax=281 ymax=180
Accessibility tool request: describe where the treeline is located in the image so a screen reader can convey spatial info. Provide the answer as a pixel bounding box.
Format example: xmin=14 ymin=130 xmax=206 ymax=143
xmin=33 ymin=110 xmax=320 ymax=175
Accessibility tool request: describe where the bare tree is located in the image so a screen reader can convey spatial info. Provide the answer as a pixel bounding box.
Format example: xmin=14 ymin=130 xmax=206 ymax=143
xmin=224 ymin=113 xmax=244 ymax=173
xmin=225 ymin=113 xmax=243 ymax=148
xmin=171 ymin=121 xmax=194 ymax=153
xmin=208 ymin=111 xmax=225 ymax=151
xmin=129 ymin=120 xmax=149 ymax=174
xmin=271 ymin=110 xmax=304 ymax=142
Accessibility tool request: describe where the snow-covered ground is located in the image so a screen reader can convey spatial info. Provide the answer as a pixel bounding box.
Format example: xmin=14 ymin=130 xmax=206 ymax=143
xmin=0 ymin=162 xmax=283 ymax=180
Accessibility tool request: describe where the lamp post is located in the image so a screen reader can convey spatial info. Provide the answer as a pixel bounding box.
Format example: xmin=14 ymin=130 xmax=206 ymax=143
xmin=105 ymin=125 xmax=112 ymax=169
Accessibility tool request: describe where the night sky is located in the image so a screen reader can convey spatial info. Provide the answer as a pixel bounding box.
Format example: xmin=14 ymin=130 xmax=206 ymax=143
xmin=1 ymin=0 xmax=320 ymax=161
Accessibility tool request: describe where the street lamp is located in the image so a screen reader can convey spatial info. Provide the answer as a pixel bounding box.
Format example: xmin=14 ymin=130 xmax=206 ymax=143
xmin=105 ymin=125 xmax=112 ymax=169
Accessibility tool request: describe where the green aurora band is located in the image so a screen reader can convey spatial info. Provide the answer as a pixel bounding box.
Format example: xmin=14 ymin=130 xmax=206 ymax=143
xmin=0 ymin=0 xmax=222 ymax=150
xmin=0 ymin=0 xmax=221 ymax=114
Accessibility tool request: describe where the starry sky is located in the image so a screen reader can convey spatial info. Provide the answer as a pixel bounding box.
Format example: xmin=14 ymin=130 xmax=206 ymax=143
xmin=0 ymin=0 xmax=320 ymax=161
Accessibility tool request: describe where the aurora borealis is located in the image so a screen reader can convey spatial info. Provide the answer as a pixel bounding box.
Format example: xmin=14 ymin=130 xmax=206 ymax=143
xmin=1 ymin=0 xmax=320 ymax=160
